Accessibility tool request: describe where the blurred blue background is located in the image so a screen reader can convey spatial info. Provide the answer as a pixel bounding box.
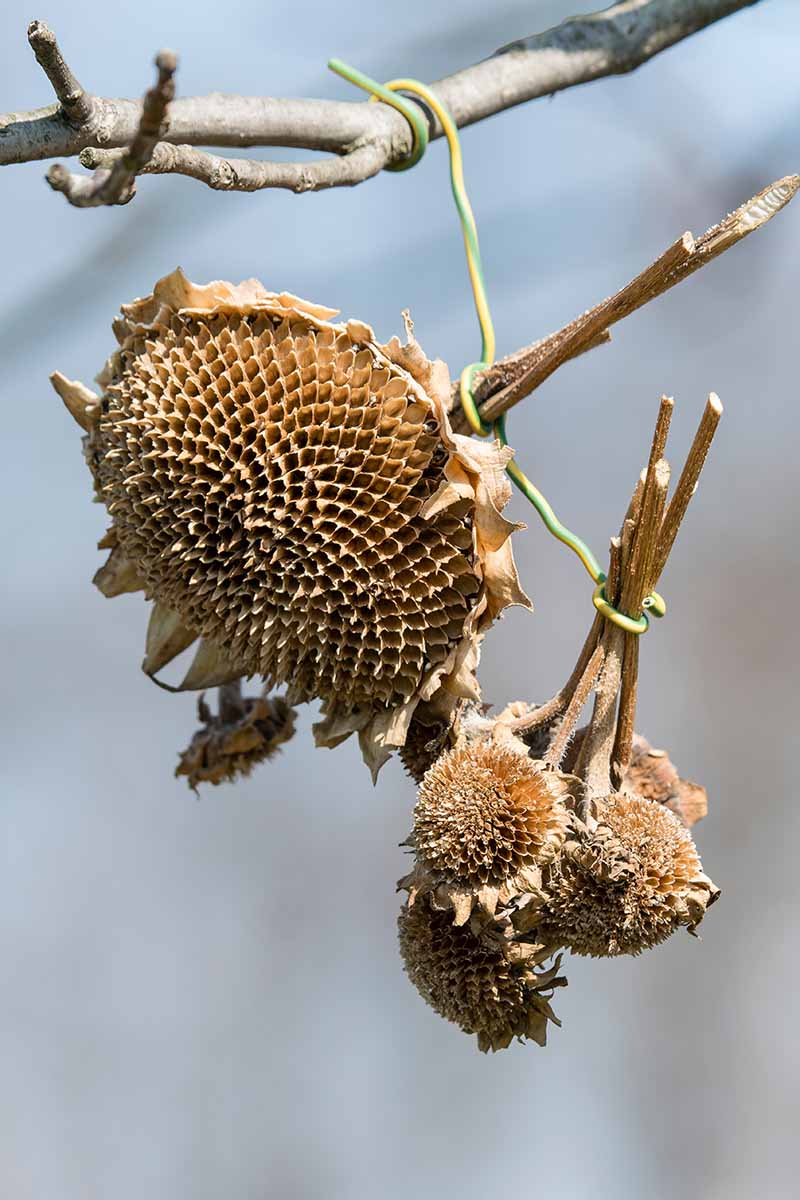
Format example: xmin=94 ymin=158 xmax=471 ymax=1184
xmin=1 ymin=1 xmax=798 ymax=1197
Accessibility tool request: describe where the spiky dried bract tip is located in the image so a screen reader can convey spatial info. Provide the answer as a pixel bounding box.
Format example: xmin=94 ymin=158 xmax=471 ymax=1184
xmin=58 ymin=269 xmax=529 ymax=773
xmin=414 ymin=741 xmax=570 ymax=886
xmin=539 ymin=794 xmax=719 ymax=957
xmin=176 ymin=693 xmax=296 ymax=787
xmin=398 ymin=896 xmax=566 ymax=1051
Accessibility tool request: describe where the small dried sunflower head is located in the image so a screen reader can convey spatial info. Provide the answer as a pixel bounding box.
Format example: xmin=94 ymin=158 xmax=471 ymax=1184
xmin=539 ymin=793 xmax=719 ymax=957
xmin=398 ymin=895 xmax=566 ymax=1051
xmin=176 ymin=692 xmax=295 ymax=788
xmin=413 ymin=740 xmax=570 ymax=887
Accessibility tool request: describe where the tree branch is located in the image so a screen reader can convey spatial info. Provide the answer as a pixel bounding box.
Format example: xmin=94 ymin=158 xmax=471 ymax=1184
xmin=46 ymin=51 xmax=177 ymax=207
xmin=1 ymin=1 xmax=766 ymax=199
xmin=79 ymin=140 xmax=388 ymax=194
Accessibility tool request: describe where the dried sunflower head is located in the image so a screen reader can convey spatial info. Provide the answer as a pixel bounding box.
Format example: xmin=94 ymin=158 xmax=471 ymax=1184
xmin=625 ymin=733 xmax=708 ymax=828
xmin=559 ymin=728 xmax=708 ymax=829
xmin=398 ymin=894 xmax=566 ymax=1051
xmin=406 ymin=740 xmax=569 ymax=919
xmin=539 ymin=793 xmax=719 ymax=957
xmin=176 ymin=691 xmax=295 ymax=788
xmin=52 ymin=270 xmax=529 ymax=774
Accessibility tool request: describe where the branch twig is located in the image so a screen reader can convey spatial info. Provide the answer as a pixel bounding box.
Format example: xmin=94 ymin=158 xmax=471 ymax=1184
xmin=79 ymin=140 xmax=387 ymax=194
xmin=46 ymin=50 xmax=177 ymax=207
xmin=26 ymin=19 xmax=94 ymax=127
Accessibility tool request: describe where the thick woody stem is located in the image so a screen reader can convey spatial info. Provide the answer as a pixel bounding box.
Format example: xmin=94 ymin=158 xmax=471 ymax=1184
xmin=573 ymin=537 xmax=625 ymax=792
xmin=646 ymin=396 xmax=675 ymax=480
xmin=512 ymin=615 xmax=604 ymax=739
xmin=544 ymin=642 xmax=605 ymax=770
xmin=579 ymin=629 xmax=624 ymax=796
xmin=452 ymin=177 xmax=797 ymax=432
xmin=556 ymin=535 xmax=623 ymax=787
xmin=620 ymin=459 xmax=670 ymax=616
xmin=654 ymin=392 xmax=723 ymax=580
xmin=612 ymin=634 xmax=640 ymax=785
xmin=463 ymin=235 xmax=693 ymax=430
xmin=612 ymin=458 xmax=671 ymax=780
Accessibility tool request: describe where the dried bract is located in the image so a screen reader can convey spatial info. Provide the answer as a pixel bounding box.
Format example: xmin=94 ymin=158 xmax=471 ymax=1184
xmin=539 ymin=793 xmax=719 ymax=956
xmin=54 ymin=269 xmax=529 ymax=773
xmin=398 ymin=895 xmax=566 ymax=1051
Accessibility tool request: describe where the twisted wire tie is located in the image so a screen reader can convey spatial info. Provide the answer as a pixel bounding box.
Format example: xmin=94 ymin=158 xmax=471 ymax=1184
xmin=328 ymin=59 xmax=665 ymax=635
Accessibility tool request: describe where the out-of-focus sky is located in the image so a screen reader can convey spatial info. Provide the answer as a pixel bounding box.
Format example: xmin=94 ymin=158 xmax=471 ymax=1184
xmin=1 ymin=2 xmax=798 ymax=1197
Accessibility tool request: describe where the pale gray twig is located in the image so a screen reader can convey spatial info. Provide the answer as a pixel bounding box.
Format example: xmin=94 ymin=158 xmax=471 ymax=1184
xmin=79 ymin=140 xmax=388 ymax=194
xmin=26 ymin=19 xmax=94 ymax=127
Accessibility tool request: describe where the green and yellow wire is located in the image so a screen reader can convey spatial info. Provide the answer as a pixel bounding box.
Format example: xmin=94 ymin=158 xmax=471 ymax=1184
xmin=328 ymin=59 xmax=664 ymax=635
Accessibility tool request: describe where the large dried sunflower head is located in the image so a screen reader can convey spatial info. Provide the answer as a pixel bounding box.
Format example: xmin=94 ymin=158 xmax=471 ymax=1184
xmin=52 ymin=270 xmax=529 ymax=774
xmin=539 ymin=793 xmax=719 ymax=957
xmin=398 ymin=895 xmax=566 ymax=1051
xmin=413 ymin=740 xmax=570 ymax=886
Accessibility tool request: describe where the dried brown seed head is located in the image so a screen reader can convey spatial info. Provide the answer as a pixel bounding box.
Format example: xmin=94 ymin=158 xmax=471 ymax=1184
xmin=413 ymin=741 xmax=570 ymax=888
xmin=57 ymin=270 xmax=529 ymax=773
xmin=176 ymin=692 xmax=295 ymax=788
xmin=398 ymin=895 xmax=566 ymax=1051
xmin=625 ymin=733 xmax=708 ymax=827
xmin=561 ymin=729 xmax=709 ymax=828
xmin=539 ymin=793 xmax=719 ymax=957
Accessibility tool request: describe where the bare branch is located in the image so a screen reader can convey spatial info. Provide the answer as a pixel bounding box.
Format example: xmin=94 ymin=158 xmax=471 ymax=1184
xmin=483 ymin=0 xmax=764 ymax=122
xmin=79 ymin=140 xmax=387 ymax=194
xmin=46 ymin=51 xmax=177 ymax=207
xmin=1 ymin=1 xmax=767 ymax=196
